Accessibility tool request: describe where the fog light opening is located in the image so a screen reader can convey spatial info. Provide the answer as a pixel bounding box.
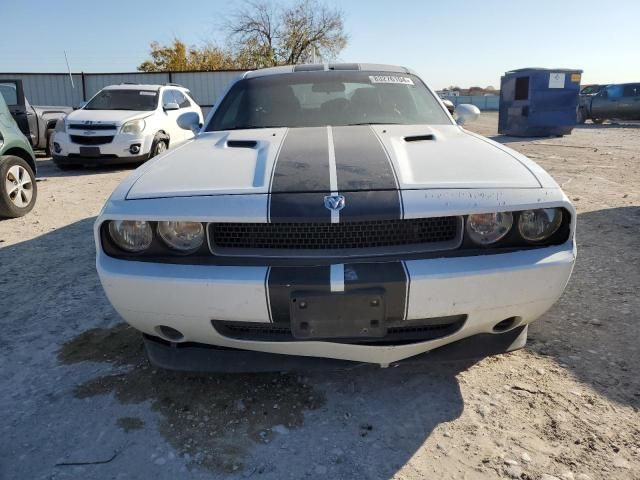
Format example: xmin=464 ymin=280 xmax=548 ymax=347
xmin=53 ymin=142 xmax=61 ymax=154
xmin=156 ymin=325 xmax=184 ymax=341
xmin=493 ymin=316 xmax=521 ymax=333
xmin=129 ymin=144 xmax=141 ymax=154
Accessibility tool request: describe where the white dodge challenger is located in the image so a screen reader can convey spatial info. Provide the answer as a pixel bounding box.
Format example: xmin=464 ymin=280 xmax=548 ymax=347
xmin=95 ymin=64 xmax=576 ymax=371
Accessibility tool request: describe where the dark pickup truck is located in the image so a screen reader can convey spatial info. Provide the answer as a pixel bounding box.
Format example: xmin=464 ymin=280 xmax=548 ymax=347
xmin=0 ymin=79 xmax=72 ymax=155
xmin=578 ymin=83 xmax=640 ymax=124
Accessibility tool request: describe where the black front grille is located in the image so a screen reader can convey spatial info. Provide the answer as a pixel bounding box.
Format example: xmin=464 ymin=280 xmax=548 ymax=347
xmin=213 ymin=315 xmax=466 ymax=345
xmin=70 ymin=135 xmax=115 ymax=145
xmin=68 ymin=123 xmax=117 ymax=131
xmin=210 ymin=217 xmax=460 ymax=253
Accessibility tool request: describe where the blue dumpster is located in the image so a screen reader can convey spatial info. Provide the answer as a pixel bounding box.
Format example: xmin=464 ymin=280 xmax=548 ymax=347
xmin=498 ymin=68 xmax=583 ymax=136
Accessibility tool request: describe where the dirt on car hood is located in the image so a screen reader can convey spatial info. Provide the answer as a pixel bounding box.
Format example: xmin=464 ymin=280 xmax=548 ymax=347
xmin=126 ymin=125 xmax=541 ymax=200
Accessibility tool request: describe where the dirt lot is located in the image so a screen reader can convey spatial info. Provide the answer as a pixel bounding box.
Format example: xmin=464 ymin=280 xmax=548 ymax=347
xmin=1 ymin=113 xmax=638 ymax=480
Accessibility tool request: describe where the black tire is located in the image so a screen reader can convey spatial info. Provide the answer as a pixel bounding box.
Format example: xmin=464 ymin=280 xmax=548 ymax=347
xmin=592 ymin=118 xmax=604 ymax=124
xmin=576 ymin=108 xmax=586 ymax=124
xmin=149 ymin=135 xmax=168 ymax=160
xmin=45 ymin=129 xmax=55 ymax=157
xmin=0 ymin=155 xmax=38 ymax=218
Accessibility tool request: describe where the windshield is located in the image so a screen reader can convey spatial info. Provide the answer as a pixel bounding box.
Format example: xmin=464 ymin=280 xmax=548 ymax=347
xmin=580 ymin=85 xmax=603 ymax=95
xmin=206 ymin=71 xmax=451 ymax=131
xmin=84 ymin=89 xmax=158 ymax=111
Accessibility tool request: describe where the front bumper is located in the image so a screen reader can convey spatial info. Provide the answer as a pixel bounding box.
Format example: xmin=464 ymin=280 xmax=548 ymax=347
xmin=53 ymin=131 xmax=153 ymax=164
xmin=97 ymin=242 xmax=576 ymax=366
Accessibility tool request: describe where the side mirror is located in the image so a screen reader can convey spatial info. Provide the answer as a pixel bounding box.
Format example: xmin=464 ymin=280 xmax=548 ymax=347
xmin=177 ymin=111 xmax=202 ymax=133
xmin=455 ymin=104 xmax=481 ymax=126
xmin=163 ymin=102 xmax=179 ymax=111
xmin=75 ymin=101 xmax=87 ymax=110
xmin=442 ymin=99 xmax=455 ymax=115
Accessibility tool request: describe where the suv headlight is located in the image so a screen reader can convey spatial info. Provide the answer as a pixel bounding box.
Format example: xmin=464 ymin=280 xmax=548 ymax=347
xmin=157 ymin=221 xmax=205 ymax=252
xmin=466 ymin=212 xmax=514 ymax=245
xmin=518 ymin=208 xmax=563 ymax=242
xmin=121 ymin=118 xmax=145 ymax=135
xmin=108 ymin=220 xmax=153 ymax=252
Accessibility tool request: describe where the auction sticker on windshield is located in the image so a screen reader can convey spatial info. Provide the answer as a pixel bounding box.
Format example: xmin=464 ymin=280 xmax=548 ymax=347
xmin=140 ymin=91 xmax=157 ymax=96
xmin=369 ymin=75 xmax=414 ymax=85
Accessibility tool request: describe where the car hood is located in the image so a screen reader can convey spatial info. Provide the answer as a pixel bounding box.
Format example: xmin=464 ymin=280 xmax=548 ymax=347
xmin=126 ymin=125 xmax=543 ymax=200
xmin=65 ymin=109 xmax=151 ymax=126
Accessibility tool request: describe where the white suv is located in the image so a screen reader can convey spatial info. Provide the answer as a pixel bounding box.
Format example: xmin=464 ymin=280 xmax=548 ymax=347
xmin=52 ymin=84 xmax=202 ymax=168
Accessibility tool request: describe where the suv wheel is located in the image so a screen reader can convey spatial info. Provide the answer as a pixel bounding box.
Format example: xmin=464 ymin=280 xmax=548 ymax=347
xmin=149 ymin=136 xmax=168 ymax=159
xmin=0 ymin=155 xmax=38 ymax=218
xmin=576 ymin=108 xmax=586 ymax=124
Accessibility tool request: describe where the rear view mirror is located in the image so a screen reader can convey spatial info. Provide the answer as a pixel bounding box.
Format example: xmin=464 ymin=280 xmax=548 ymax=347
xmin=177 ymin=111 xmax=202 ymax=133
xmin=455 ymin=104 xmax=481 ymax=126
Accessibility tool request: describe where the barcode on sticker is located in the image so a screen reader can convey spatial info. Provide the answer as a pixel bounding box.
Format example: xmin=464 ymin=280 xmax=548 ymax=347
xmin=369 ymin=75 xmax=414 ymax=85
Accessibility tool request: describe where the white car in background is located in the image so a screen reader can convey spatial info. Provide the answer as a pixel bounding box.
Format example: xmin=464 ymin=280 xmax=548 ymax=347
xmin=52 ymin=84 xmax=202 ymax=168
xmin=95 ymin=64 xmax=576 ymax=372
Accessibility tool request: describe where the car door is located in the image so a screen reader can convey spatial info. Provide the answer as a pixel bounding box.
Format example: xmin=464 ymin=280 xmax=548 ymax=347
xmin=160 ymin=89 xmax=183 ymax=147
xmin=0 ymin=80 xmax=34 ymax=144
xmin=591 ymin=84 xmax=624 ymax=119
xmin=620 ymin=84 xmax=640 ymax=120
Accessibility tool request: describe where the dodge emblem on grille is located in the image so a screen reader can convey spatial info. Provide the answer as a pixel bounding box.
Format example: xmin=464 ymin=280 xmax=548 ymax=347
xmin=324 ymin=194 xmax=346 ymax=211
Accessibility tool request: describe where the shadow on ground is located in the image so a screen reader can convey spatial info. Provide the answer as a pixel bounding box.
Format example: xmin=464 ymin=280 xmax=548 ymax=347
xmin=34 ymin=156 xmax=138 ymax=179
xmin=528 ymin=206 xmax=640 ymax=408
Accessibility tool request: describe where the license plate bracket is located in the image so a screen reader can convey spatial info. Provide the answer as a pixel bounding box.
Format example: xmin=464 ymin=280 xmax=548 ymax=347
xmin=79 ymin=146 xmax=101 ymax=157
xmin=290 ymin=289 xmax=386 ymax=340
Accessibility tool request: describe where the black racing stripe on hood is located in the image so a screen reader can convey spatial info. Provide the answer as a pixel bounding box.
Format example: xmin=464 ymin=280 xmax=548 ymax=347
xmin=332 ymin=126 xmax=398 ymax=190
xmin=332 ymin=126 xmax=403 ymax=221
xmin=269 ymin=127 xmax=331 ymax=222
xmin=266 ymin=261 xmax=408 ymax=325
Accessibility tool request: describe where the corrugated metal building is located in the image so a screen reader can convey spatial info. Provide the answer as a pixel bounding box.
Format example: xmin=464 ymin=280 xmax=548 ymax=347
xmin=2 ymin=71 xmax=247 ymax=111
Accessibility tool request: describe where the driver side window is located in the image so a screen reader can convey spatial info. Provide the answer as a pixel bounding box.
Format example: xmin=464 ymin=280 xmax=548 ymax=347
xmin=604 ymin=85 xmax=623 ymax=99
xmin=162 ymin=90 xmax=177 ymax=107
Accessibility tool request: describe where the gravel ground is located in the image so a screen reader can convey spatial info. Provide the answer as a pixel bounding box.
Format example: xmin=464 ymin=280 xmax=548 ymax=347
xmin=1 ymin=113 xmax=638 ymax=480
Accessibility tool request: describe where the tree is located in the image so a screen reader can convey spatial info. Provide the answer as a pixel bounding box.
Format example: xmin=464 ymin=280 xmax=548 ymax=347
xmin=138 ymin=39 xmax=238 ymax=72
xmin=225 ymin=0 xmax=347 ymax=68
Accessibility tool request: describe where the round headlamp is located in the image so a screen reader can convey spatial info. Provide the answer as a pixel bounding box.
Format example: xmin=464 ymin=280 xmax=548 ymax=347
xmin=466 ymin=212 xmax=513 ymax=245
xmin=108 ymin=220 xmax=153 ymax=252
xmin=518 ymin=208 xmax=563 ymax=242
xmin=157 ymin=221 xmax=204 ymax=252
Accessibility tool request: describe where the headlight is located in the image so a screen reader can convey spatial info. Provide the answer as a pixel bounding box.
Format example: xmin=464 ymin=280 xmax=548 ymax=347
xmin=518 ymin=208 xmax=563 ymax=242
xmin=157 ymin=221 xmax=204 ymax=252
xmin=108 ymin=220 xmax=153 ymax=252
xmin=55 ymin=118 xmax=66 ymax=133
xmin=466 ymin=212 xmax=513 ymax=245
xmin=121 ymin=118 xmax=145 ymax=134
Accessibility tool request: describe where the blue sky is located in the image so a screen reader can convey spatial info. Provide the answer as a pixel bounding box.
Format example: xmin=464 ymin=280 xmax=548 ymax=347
xmin=3 ymin=0 xmax=639 ymax=89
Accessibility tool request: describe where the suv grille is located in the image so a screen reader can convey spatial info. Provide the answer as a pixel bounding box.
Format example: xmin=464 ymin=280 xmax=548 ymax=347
xmin=70 ymin=135 xmax=115 ymax=145
xmin=68 ymin=123 xmax=117 ymax=130
xmin=209 ymin=217 xmax=461 ymax=256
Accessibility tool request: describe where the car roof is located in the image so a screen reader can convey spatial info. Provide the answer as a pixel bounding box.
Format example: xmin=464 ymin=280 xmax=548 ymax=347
xmin=243 ymin=63 xmax=417 ymax=79
xmin=101 ymin=84 xmax=187 ymax=91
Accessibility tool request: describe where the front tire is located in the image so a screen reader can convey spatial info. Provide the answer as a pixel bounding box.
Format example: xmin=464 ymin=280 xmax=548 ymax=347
xmin=592 ymin=118 xmax=605 ymax=124
xmin=576 ymin=108 xmax=586 ymax=124
xmin=149 ymin=136 xmax=168 ymax=159
xmin=45 ymin=129 xmax=55 ymax=157
xmin=0 ymin=156 xmax=38 ymax=218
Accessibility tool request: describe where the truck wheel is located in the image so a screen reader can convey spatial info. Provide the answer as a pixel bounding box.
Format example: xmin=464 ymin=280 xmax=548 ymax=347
xmin=592 ymin=118 xmax=604 ymax=124
xmin=576 ymin=109 xmax=586 ymax=124
xmin=0 ymin=156 xmax=38 ymax=218
xmin=45 ymin=129 xmax=55 ymax=157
